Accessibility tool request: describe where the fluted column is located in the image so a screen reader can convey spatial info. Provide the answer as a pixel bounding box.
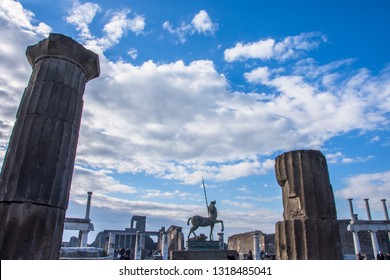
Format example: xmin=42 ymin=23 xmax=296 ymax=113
xmin=0 ymin=33 xmax=99 ymax=259
xmin=274 ymin=150 xmax=343 ymax=260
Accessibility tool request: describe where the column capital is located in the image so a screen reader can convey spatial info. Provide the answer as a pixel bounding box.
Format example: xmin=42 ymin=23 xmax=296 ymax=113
xmin=26 ymin=33 xmax=100 ymax=81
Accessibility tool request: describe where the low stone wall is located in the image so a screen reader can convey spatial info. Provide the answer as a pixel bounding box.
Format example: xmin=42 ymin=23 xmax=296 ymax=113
xmin=227 ymin=232 xmax=254 ymax=257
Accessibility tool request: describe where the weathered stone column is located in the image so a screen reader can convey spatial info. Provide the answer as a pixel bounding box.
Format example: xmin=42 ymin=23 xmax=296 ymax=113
xmin=364 ymin=199 xmax=380 ymax=258
xmin=381 ymin=199 xmax=390 ymax=242
xmin=348 ymin=198 xmax=362 ymax=255
xmin=0 ymin=33 xmax=99 ymax=259
xmin=218 ymin=232 xmax=224 ymax=250
xmin=252 ymin=231 xmax=260 ymax=260
xmin=274 ymin=150 xmax=343 ymax=260
xmin=161 ymin=232 xmax=169 ymax=260
xmin=108 ymin=233 xmax=116 ymax=256
xmin=134 ymin=231 xmax=142 ymax=260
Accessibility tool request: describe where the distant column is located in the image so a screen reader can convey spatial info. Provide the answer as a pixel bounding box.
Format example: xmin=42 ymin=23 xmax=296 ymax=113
xmin=381 ymin=199 xmax=390 ymax=242
xmin=161 ymin=232 xmax=169 ymax=260
xmin=134 ymin=231 xmax=142 ymax=260
xmin=364 ymin=199 xmax=380 ymax=258
xmin=80 ymin=232 xmax=89 ymax=247
xmin=85 ymin=192 xmax=93 ymax=219
xmin=348 ymin=199 xmax=361 ymax=255
xmin=252 ymin=232 xmax=260 ymax=260
xmin=218 ymin=232 xmax=224 ymax=250
xmin=0 ymin=33 xmax=99 ymax=259
xmin=108 ymin=233 xmax=116 ymax=257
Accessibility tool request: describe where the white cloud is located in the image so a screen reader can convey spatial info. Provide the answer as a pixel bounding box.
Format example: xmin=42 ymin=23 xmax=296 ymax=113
xmin=224 ymin=38 xmax=275 ymax=62
xmin=224 ymin=32 xmax=326 ymax=62
xmin=222 ymin=199 xmax=255 ymax=209
xmin=71 ymin=165 xmax=137 ymax=196
xmin=244 ymin=66 xmax=270 ymax=84
xmin=0 ymin=0 xmax=54 ymax=164
xmin=370 ymin=135 xmax=380 ymax=143
xmin=100 ymin=10 xmax=145 ymax=47
xmin=335 ymin=171 xmax=390 ymax=214
xmin=163 ymin=10 xmax=217 ymax=43
xmin=127 ymin=48 xmax=138 ymax=59
xmin=71 ymin=50 xmax=390 ymax=185
xmin=66 ymin=1 xmax=100 ymax=39
xmin=191 ymin=10 xmax=217 ymax=35
xmin=66 ymin=3 xmax=145 ymax=52
xmin=0 ymin=0 xmax=52 ymax=37
xmin=2 ymin=1 xmax=390 ymax=189
xmin=326 ymin=152 xmax=374 ymax=165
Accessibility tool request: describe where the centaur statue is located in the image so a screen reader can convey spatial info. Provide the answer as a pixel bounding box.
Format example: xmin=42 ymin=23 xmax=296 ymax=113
xmin=187 ymin=201 xmax=224 ymax=240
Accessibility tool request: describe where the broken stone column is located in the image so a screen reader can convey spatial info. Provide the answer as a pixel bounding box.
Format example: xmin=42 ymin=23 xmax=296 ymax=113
xmin=274 ymin=150 xmax=343 ymax=260
xmin=0 ymin=33 xmax=99 ymax=259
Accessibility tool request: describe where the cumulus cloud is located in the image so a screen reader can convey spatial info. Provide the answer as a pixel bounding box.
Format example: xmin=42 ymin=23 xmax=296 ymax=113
xmin=163 ymin=10 xmax=217 ymax=43
xmin=335 ymin=171 xmax=390 ymax=213
xmin=0 ymin=0 xmax=52 ymax=37
xmin=65 ymin=2 xmax=145 ymax=52
xmin=224 ymin=32 xmax=326 ymax=62
xmin=191 ymin=10 xmax=217 ymax=34
xmin=70 ymin=48 xmax=390 ymax=185
xmin=326 ymin=152 xmax=374 ymax=164
xmin=71 ymin=165 xmax=138 ymax=196
xmin=0 ymin=0 xmax=53 ymax=164
xmin=1 ymin=0 xmax=390 ymax=192
xmin=66 ymin=1 xmax=100 ymax=39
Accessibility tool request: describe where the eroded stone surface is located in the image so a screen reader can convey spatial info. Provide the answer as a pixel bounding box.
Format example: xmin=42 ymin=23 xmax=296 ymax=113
xmin=0 ymin=33 xmax=99 ymax=259
xmin=274 ymin=150 xmax=343 ymax=260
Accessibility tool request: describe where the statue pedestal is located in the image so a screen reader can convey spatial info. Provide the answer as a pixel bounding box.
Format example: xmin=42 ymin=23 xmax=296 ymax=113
xmin=171 ymin=237 xmax=238 ymax=260
xmin=186 ymin=240 xmax=220 ymax=251
xmin=171 ymin=249 xmax=238 ymax=260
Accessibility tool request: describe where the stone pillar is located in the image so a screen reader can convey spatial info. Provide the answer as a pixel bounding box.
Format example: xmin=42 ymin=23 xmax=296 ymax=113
xmin=348 ymin=198 xmax=362 ymax=255
xmin=364 ymin=199 xmax=380 ymax=258
xmin=0 ymin=33 xmax=99 ymax=259
xmin=108 ymin=232 xmax=116 ymax=256
xmin=85 ymin=191 xmax=93 ymax=219
xmin=161 ymin=232 xmax=169 ymax=260
xmin=134 ymin=231 xmax=142 ymax=260
xmin=252 ymin=232 xmax=260 ymax=260
xmin=80 ymin=231 xmax=88 ymax=247
xmin=381 ymin=199 xmax=390 ymax=242
xmin=218 ymin=232 xmax=224 ymax=250
xmin=274 ymin=150 xmax=343 ymax=260
xmin=79 ymin=191 xmax=93 ymax=247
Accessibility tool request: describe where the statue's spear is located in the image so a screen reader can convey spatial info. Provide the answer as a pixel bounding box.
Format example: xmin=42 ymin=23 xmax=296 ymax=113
xmin=202 ymin=177 xmax=209 ymax=217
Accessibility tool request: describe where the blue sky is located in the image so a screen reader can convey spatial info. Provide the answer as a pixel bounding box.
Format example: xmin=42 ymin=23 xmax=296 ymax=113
xmin=0 ymin=0 xmax=389 ymax=244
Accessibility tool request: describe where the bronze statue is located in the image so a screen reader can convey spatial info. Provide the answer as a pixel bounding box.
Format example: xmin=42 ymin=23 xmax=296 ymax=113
xmin=187 ymin=201 xmax=224 ymax=240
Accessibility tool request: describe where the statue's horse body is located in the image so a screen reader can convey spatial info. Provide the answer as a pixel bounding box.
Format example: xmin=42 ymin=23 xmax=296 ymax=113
xmin=187 ymin=213 xmax=224 ymax=240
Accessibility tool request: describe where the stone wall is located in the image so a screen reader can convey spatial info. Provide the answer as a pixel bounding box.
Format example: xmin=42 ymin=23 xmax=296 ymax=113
xmin=227 ymin=231 xmax=275 ymax=258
